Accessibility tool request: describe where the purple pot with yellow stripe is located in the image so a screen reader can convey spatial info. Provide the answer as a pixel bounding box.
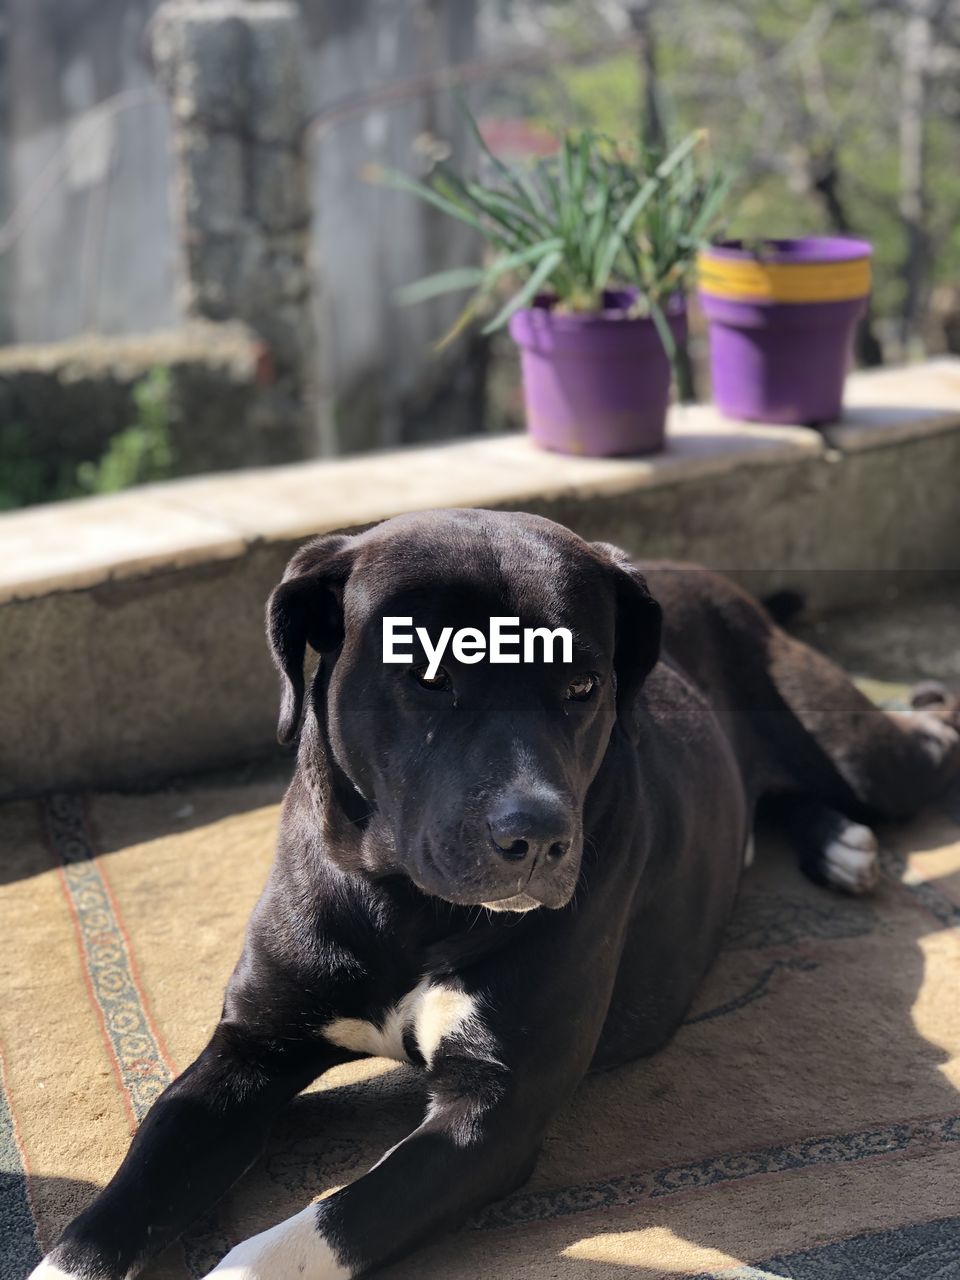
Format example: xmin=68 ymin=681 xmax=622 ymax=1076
xmin=698 ymin=237 xmax=872 ymax=425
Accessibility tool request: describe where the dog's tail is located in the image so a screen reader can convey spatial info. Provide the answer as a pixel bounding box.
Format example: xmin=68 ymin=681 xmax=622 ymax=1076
xmin=761 ymin=588 xmax=806 ymax=628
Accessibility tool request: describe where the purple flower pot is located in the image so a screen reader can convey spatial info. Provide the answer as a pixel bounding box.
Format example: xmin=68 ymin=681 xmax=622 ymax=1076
xmin=698 ymin=237 xmax=872 ymax=426
xmin=508 ymin=292 xmax=687 ymax=457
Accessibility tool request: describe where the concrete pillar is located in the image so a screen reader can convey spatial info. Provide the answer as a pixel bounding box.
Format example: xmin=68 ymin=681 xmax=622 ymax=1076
xmin=151 ymin=0 xmax=317 ymax=454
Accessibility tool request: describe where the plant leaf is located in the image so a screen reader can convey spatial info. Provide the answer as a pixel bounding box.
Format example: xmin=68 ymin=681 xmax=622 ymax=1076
xmin=593 ymin=175 xmax=659 ymax=289
xmin=488 ymin=237 xmax=565 ymax=277
xmin=373 ymin=166 xmax=488 ymax=235
xmin=384 ymin=116 xmax=729 ymax=338
xmin=481 ymin=249 xmax=563 ymax=334
xmin=455 ymin=92 xmax=548 ymax=219
xmin=396 ymin=267 xmax=488 ymax=305
xmin=396 ymin=238 xmax=565 ymax=308
xmin=593 ymin=130 xmax=706 ymax=291
xmin=434 ymin=293 xmax=487 ymax=352
xmin=649 ymin=297 xmax=679 ymax=380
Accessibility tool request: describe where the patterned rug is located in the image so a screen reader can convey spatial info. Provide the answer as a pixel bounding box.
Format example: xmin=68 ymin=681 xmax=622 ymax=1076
xmin=2 ymin=761 xmax=960 ymax=1279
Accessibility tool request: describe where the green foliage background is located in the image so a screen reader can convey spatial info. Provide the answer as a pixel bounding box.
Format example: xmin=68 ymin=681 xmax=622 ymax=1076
xmin=0 ymin=367 xmax=176 ymax=511
xmin=505 ymin=0 xmax=960 ymax=336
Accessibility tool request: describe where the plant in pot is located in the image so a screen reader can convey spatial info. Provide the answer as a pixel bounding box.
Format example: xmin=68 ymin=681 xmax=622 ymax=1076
xmin=380 ymin=115 xmax=728 ymax=457
xmin=697 ymin=236 xmax=873 ymax=425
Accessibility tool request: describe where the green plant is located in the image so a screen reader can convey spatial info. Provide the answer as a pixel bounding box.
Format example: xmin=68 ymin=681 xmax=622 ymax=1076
xmin=0 ymin=421 xmax=79 ymax=510
xmin=377 ymin=104 xmax=728 ymax=360
xmin=77 ymin=366 xmax=176 ymax=495
xmin=0 ymin=367 xmax=177 ymax=510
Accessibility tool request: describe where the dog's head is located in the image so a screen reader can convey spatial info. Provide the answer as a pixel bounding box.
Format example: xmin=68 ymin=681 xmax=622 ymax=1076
xmin=267 ymin=510 xmax=660 ymax=912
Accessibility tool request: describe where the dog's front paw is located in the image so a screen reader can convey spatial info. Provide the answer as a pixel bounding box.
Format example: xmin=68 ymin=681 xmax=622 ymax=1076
xmin=28 ymin=1251 xmax=118 ymax=1280
xmin=910 ymin=710 xmax=960 ymax=767
xmin=28 ymin=1262 xmax=85 ymax=1280
xmin=822 ymin=820 xmax=879 ymax=895
xmin=206 ymin=1205 xmax=350 ymax=1280
xmin=909 ymin=682 xmax=960 ymax=736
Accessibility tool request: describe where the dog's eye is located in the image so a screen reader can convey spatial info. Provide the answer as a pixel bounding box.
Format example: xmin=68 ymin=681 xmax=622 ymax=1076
xmin=413 ymin=666 xmax=451 ymax=692
xmin=566 ymin=673 xmax=598 ymax=702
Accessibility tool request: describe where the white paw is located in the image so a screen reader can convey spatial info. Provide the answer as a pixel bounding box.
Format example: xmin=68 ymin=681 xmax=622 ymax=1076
xmin=27 ymin=1264 xmax=85 ymax=1280
xmin=205 ymin=1204 xmax=350 ymax=1280
xmin=823 ymin=821 xmax=879 ymax=894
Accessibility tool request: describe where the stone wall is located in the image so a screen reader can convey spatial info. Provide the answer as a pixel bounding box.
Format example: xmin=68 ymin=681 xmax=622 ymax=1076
xmin=0 ymin=0 xmax=483 ymax=453
xmin=0 ymin=321 xmax=303 ymax=483
xmin=151 ymin=0 xmax=318 ymax=456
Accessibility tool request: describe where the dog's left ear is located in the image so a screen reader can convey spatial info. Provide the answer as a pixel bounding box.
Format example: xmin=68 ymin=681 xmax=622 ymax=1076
xmin=591 ymin=542 xmax=662 ymax=711
xmin=266 ymin=534 xmax=356 ymax=744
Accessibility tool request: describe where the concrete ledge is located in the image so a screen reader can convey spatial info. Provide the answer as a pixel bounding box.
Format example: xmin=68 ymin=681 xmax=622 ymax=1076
xmin=825 ymin=359 xmax=960 ymax=451
xmin=2 ymin=360 xmax=959 ymax=798
xmin=0 ymin=406 xmax=821 ymax=604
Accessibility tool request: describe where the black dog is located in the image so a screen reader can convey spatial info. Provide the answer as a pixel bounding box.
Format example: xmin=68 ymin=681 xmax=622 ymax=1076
xmin=33 ymin=509 xmax=960 ymax=1280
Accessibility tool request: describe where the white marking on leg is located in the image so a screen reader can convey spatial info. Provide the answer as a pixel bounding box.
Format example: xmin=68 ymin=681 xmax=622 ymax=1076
xmin=206 ymin=1203 xmax=350 ymax=1279
xmin=823 ymin=821 xmax=879 ymax=894
xmin=323 ymin=980 xmax=433 ymax=1061
xmin=28 ymin=1264 xmax=89 ymax=1280
xmin=28 ymin=1258 xmax=132 ymax=1280
xmin=322 ymin=1005 xmax=409 ymax=1062
xmin=322 ymin=980 xmax=494 ymax=1070
xmin=412 ymin=985 xmax=481 ymax=1068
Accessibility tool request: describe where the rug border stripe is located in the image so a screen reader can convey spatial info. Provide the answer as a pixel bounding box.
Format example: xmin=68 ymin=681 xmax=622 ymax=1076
xmin=92 ymin=831 xmax=178 ymax=1075
xmin=52 ymin=857 xmax=140 ymax=1131
xmin=41 ymin=795 xmax=176 ymax=1124
xmin=470 ymin=1109 xmax=960 ymax=1231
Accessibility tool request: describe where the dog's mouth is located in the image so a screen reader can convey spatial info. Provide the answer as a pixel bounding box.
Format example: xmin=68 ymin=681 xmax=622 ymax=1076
xmin=480 ymin=892 xmax=544 ymax=914
xmin=408 ymin=830 xmax=582 ymax=913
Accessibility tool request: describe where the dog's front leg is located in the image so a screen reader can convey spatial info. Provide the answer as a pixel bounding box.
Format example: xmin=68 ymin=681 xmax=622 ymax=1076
xmin=204 ymin=963 xmax=601 ymax=1280
xmin=206 ymin=1056 xmax=558 ymax=1280
xmin=30 ymin=1022 xmax=342 ymax=1280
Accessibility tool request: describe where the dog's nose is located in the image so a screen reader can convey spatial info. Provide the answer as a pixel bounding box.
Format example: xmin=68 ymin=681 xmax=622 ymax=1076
xmin=487 ymin=794 xmax=573 ymax=863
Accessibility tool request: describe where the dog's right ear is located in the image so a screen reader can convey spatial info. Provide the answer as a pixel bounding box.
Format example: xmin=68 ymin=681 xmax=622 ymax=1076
xmin=266 ymin=534 xmax=355 ymax=744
